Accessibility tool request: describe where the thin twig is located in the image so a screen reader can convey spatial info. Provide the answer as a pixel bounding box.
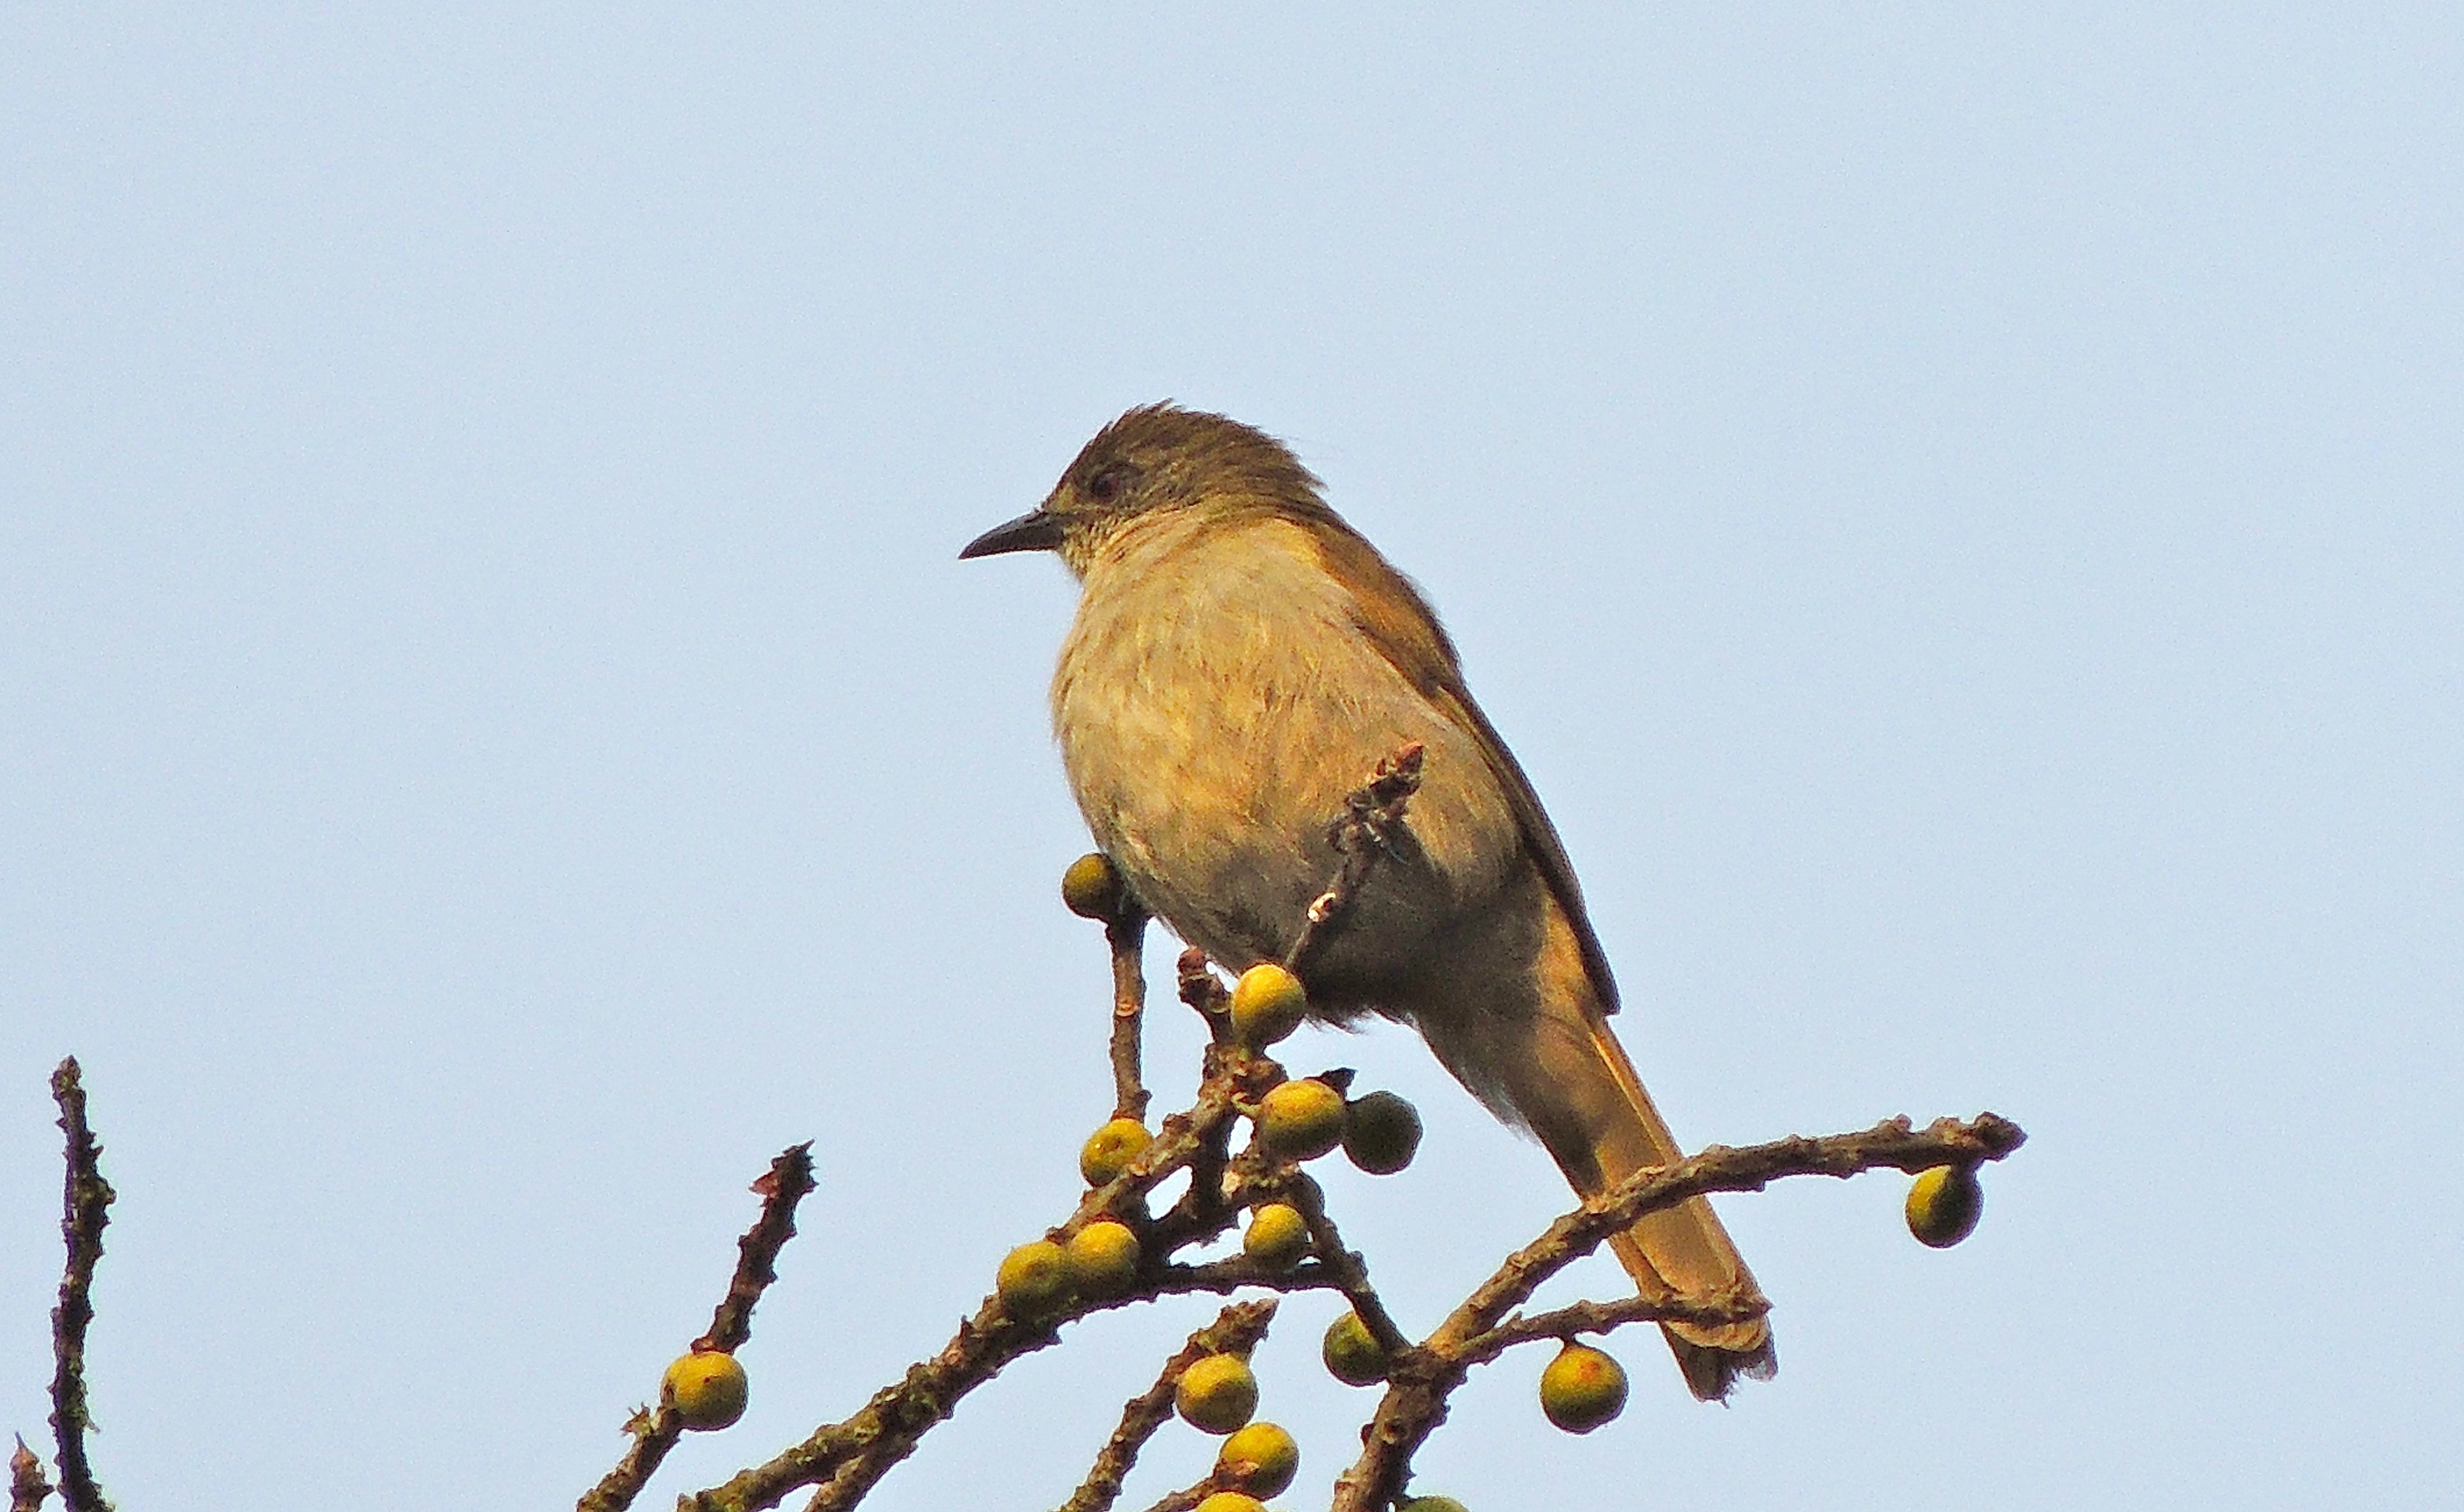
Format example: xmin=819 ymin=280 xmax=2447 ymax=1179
xmin=1135 ymin=1259 xmax=1346 ymax=1302
xmin=704 ymin=1144 xmax=820 ymax=1354
xmin=577 ymin=1143 xmax=819 ymax=1512
xmin=1108 ymin=910 xmax=1151 ymax=1122
xmin=1461 ymin=1289 xmax=1772 ymax=1367
xmin=10 ymin=1437 xmax=52 ymax=1512
xmin=1057 ymin=1299 xmax=1277 ymax=1512
xmin=1281 ymin=1173 xmax=1409 ymax=1356
xmin=1282 ymin=742 xmax=1424 ymax=974
xmin=47 ymin=1059 xmax=112 ymax=1512
xmin=1330 ymin=1112 xmax=2028 ymax=1511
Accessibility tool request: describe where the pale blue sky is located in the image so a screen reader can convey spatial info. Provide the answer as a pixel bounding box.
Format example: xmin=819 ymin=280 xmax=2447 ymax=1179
xmin=4 ymin=8 xmax=2458 ymax=1509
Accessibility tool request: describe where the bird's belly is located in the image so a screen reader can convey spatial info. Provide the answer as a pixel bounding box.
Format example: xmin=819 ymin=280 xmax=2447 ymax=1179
xmin=1057 ymin=652 xmax=1349 ymax=968
xmin=1051 ymin=530 xmax=1521 ymax=1003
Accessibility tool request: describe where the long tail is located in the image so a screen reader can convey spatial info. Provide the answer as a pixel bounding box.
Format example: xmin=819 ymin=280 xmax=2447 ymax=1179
xmin=1445 ymin=902 xmax=1777 ymax=1400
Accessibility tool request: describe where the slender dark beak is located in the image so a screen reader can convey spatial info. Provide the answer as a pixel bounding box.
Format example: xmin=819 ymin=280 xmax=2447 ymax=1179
xmin=960 ymin=508 xmax=1066 ymax=560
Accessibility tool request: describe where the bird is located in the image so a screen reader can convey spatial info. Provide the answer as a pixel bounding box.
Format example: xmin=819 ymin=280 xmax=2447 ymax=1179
xmin=961 ymin=403 xmax=1774 ymax=1398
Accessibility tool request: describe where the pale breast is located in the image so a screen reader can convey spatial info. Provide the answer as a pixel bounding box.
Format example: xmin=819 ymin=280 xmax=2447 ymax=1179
xmin=1051 ymin=512 xmax=1522 ymax=991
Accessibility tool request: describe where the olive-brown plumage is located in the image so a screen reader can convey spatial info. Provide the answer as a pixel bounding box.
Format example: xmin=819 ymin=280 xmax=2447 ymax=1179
xmin=963 ymin=403 xmax=1775 ymax=1397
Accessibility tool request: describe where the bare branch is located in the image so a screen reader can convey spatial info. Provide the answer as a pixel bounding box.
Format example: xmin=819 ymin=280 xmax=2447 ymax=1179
xmin=578 ymin=1143 xmax=818 ymax=1512
xmin=1460 ymin=1113 xmax=2024 ymax=1344
xmin=1058 ymin=1299 xmax=1277 ymax=1512
xmin=787 ymin=1309 xmax=1055 ymax=1512
xmin=1330 ymin=1112 xmax=2028 ymax=1511
xmin=47 ymin=1059 xmax=113 ymax=1512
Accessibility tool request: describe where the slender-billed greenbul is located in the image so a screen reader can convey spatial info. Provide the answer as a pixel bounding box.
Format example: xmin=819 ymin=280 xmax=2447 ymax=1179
xmin=963 ymin=404 xmax=1774 ymax=1398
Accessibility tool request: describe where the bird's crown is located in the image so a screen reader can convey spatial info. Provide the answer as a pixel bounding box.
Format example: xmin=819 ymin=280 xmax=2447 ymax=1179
xmin=1056 ymin=403 xmax=1324 ymax=520
xmin=961 ymin=403 xmax=1338 ymax=570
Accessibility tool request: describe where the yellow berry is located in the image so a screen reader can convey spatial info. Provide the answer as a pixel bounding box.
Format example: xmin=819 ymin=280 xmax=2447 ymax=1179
xmin=1242 ymin=1201 xmax=1312 ymax=1270
xmin=1229 ymin=963 xmax=1309 ymax=1045
xmin=1192 ymin=1494 xmax=1267 ymax=1512
xmin=1341 ymin=1090 xmax=1422 ymax=1175
xmin=1065 ymin=1220 xmax=1141 ymax=1295
xmin=1080 ymin=1118 xmax=1153 ymax=1186
xmin=1256 ymin=1079 xmax=1346 ymax=1160
xmin=1398 ymin=1497 xmax=1470 ymax=1512
xmin=1062 ymin=852 xmax=1126 ymax=919
xmin=662 ymin=1349 xmax=748 ymax=1430
xmin=1175 ymin=1352 xmax=1260 ymax=1435
xmin=1538 ymin=1341 xmax=1628 ymax=1434
xmin=1214 ymin=1420 xmax=1299 ymax=1497
xmin=996 ymin=1239 xmax=1074 ymax=1319
xmin=1321 ymin=1309 xmax=1390 ymax=1387
xmin=1905 ymin=1164 xmax=1984 ymax=1248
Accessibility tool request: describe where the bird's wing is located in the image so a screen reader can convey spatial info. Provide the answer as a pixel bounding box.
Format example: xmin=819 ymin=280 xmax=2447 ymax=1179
xmin=1316 ymin=524 xmax=1623 ymax=1014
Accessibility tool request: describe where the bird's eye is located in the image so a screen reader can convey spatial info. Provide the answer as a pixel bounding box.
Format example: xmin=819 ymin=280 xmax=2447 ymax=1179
xmin=1087 ymin=465 xmax=1131 ymax=505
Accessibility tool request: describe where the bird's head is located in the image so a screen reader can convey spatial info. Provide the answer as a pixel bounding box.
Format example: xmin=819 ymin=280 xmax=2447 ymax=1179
xmin=960 ymin=403 xmax=1328 ymax=576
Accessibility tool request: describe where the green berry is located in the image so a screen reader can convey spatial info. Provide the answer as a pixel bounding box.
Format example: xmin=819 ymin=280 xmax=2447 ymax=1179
xmin=1905 ymin=1164 xmax=1984 ymax=1247
xmin=1398 ymin=1497 xmax=1471 ymax=1512
xmin=1175 ymin=1352 xmax=1260 ymax=1435
xmin=1242 ymin=1202 xmax=1311 ymax=1270
xmin=1229 ymin=962 xmax=1309 ymax=1045
xmin=1341 ymin=1090 xmax=1422 ymax=1175
xmin=996 ymin=1239 xmax=1074 ymax=1320
xmin=1062 ymin=852 xmax=1125 ymax=919
xmin=1080 ymin=1117 xmax=1152 ymax=1186
xmin=1538 ymin=1341 xmax=1628 ymax=1433
xmin=1321 ymin=1309 xmax=1390 ymax=1387
xmin=662 ymin=1349 xmax=749 ymax=1430
xmin=1256 ymin=1079 xmax=1345 ymax=1161
xmin=1214 ymin=1419 xmax=1299 ymax=1497
xmin=1065 ymin=1220 xmax=1141 ymax=1295
xmin=1192 ymin=1494 xmax=1267 ymax=1512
